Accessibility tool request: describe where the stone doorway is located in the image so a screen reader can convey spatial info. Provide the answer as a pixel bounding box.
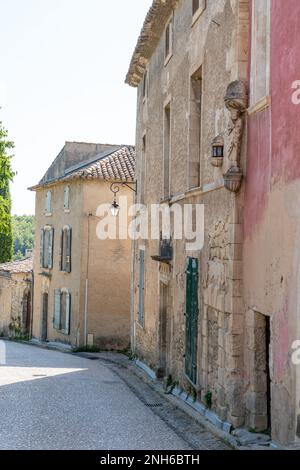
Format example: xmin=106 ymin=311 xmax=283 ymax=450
xmin=157 ymin=282 xmax=170 ymax=379
xmin=246 ymin=310 xmax=272 ymax=433
xmin=22 ymin=289 xmax=31 ymax=335
xmin=41 ymin=293 xmax=48 ymax=342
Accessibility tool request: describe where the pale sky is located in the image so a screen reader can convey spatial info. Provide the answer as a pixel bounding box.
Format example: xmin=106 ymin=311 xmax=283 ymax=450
xmin=0 ymin=0 xmax=152 ymax=215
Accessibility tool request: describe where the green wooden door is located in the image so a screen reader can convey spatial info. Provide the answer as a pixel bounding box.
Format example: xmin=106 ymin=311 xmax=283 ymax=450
xmin=185 ymin=257 xmax=199 ymax=384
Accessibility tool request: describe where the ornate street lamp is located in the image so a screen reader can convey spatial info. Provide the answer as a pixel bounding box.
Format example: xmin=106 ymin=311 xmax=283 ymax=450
xmin=109 ymin=181 xmax=137 ymax=217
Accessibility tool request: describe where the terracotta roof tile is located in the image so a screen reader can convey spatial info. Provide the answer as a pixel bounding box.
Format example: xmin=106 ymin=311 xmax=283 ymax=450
xmin=65 ymin=145 xmax=135 ymax=182
xmin=0 ymin=257 xmax=33 ymax=274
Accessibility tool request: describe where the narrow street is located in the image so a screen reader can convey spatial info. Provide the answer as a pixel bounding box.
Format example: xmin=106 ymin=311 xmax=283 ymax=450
xmin=0 ymin=341 xmax=230 ymax=451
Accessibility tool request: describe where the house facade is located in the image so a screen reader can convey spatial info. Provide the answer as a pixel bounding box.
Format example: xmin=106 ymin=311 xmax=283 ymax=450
xmin=244 ymin=0 xmax=300 ymax=445
xmin=30 ymin=142 xmax=135 ymax=350
xmin=127 ymin=0 xmax=300 ymax=445
xmin=0 ymin=257 xmax=33 ymax=337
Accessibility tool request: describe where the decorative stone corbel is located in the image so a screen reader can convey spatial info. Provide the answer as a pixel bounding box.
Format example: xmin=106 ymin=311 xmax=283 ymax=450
xmin=223 ymin=80 xmax=248 ymax=193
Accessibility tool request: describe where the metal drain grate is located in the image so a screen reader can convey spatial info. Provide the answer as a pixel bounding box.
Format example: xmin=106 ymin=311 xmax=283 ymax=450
xmin=144 ymin=403 xmax=163 ymax=408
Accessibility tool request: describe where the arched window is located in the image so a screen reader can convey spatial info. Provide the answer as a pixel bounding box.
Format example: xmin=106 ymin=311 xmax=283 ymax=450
xmin=60 ymin=225 xmax=72 ymax=273
xmin=53 ymin=288 xmax=71 ymax=335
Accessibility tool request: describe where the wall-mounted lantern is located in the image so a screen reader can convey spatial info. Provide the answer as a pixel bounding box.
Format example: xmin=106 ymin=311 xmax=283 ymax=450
xmin=109 ymin=181 xmax=137 ymax=217
xmin=211 ymin=135 xmax=224 ymax=167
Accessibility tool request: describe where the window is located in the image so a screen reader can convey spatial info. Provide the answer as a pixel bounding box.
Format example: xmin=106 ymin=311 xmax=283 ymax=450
xmin=188 ymin=67 xmax=202 ymax=189
xmin=64 ymin=186 xmax=70 ymax=211
xmin=142 ymin=70 xmax=148 ymax=100
xmin=193 ymin=0 xmax=199 ymax=15
xmin=140 ymin=134 xmax=147 ymax=204
xmin=138 ymin=250 xmax=145 ymax=326
xmin=192 ymin=0 xmax=206 ymax=23
xmin=40 ymin=226 xmax=54 ymax=269
xmin=250 ymin=0 xmax=271 ymax=106
xmin=45 ymin=190 xmax=52 ymax=215
xmin=53 ymin=289 xmax=71 ymax=335
xmin=165 ymin=18 xmax=173 ymax=62
xmin=163 ymin=103 xmax=171 ymax=198
xmin=60 ymin=226 xmax=72 ymax=273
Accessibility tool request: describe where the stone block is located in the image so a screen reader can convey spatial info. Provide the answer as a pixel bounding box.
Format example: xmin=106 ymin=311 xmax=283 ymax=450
xmin=225 ymin=334 xmax=243 ymax=357
xmin=249 ymin=371 xmax=267 ymax=393
xmin=228 ymin=414 xmax=245 ymax=429
xmin=222 ymin=421 xmax=232 ymax=434
xmin=246 ymin=391 xmax=267 ymax=415
xmin=227 ymin=313 xmax=244 ymax=335
xmin=247 ymin=413 xmax=269 ymax=433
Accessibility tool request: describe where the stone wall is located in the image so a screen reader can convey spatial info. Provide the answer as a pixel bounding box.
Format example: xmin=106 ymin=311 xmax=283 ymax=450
xmin=130 ymin=0 xmax=249 ymax=434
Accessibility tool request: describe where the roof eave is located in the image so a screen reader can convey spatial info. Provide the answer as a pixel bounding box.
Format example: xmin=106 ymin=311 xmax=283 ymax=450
xmin=126 ymin=0 xmax=178 ymax=87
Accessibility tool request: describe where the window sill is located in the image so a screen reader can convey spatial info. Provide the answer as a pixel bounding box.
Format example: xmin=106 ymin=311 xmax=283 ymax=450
xmin=44 ymin=213 xmax=52 ymax=217
xmin=164 ymin=52 xmax=173 ymax=67
xmin=248 ymin=95 xmax=271 ymax=116
xmin=64 ymin=209 xmax=70 ymax=214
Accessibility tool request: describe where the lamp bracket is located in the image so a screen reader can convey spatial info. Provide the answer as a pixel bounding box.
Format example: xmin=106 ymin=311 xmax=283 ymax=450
xmin=110 ymin=181 xmax=137 ymax=194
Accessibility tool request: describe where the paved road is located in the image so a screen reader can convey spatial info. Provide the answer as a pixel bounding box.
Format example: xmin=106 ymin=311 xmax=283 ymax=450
xmin=0 ymin=341 xmax=230 ymax=450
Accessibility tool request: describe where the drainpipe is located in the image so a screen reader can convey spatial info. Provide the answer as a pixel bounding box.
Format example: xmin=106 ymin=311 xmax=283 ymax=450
xmin=84 ymin=214 xmax=91 ymax=347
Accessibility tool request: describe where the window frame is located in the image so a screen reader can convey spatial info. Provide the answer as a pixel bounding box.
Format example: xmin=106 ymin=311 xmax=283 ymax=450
xmin=44 ymin=190 xmax=52 ymax=216
xmin=60 ymin=225 xmax=72 ymax=273
xmin=164 ymin=15 xmax=173 ymax=66
xmin=53 ymin=288 xmax=71 ymax=335
xmin=64 ymin=186 xmax=70 ymax=212
xmin=40 ymin=225 xmax=54 ymax=270
xmin=192 ymin=0 xmax=206 ymax=26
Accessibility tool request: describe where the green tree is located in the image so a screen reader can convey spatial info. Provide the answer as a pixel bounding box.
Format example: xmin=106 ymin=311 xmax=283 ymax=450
xmin=0 ymin=120 xmax=15 ymax=262
xmin=12 ymin=215 xmax=35 ymax=260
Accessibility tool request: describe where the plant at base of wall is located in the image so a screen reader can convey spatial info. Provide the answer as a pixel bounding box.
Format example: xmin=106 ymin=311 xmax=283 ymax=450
xmin=204 ymin=390 xmax=213 ymax=409
xmin=8 ymin=316 xmax=22 ymax=337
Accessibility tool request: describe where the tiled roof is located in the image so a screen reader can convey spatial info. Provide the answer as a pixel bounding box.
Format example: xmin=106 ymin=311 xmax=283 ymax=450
xmin=65 ymin=146 xmax=135 ymax=182
xmin=0 ymin=257 xmax=33 ymax=274
xmin=126 ymin=0 xmax=177 ymax=87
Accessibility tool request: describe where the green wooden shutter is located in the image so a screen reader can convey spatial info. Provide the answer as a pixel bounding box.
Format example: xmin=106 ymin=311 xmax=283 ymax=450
xmin=53 ymin=289 xmax=61 ymax=330
xmin=40 ymin=228 xmax=44 ymax=268
xmin=138 ymin=250 xmax=145 ymax=326
xmin=65 ymin=292 xmax=71 ymax=335
xmin=48 ymin=228 xmax=54 ymax=269
xmin=185 ymin=257 xmax=199 ymax=384
xmin=66 ymin=227 xmax=72 ymax=273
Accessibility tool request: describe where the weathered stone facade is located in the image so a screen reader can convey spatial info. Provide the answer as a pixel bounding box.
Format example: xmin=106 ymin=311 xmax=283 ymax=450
xmin=127 ymin=0 xmax=249 ymax=433
xmin=127 ymin=0 xmax=300 ymax=447
xmin=30 ymin=143 xmax=134 ymax=350
xmin=0 ymin=258 xmax=33 ymax=337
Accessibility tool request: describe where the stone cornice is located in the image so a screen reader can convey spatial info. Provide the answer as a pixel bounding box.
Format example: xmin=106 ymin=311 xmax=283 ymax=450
xmin=125 ymin=0 xmax=178 ymax=87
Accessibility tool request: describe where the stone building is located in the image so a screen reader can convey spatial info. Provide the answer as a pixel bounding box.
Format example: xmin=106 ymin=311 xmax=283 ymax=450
xmin=0 ymin=257 xmax=33 ymax=337
xmin=126 ymin=0 xmax=300 ymax=446
xmin=30 ymin=142 xmax=135 ymax=350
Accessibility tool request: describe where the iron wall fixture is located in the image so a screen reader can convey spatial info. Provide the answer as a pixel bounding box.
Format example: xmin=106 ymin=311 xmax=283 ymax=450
xmin=211 ymin=134 xmax=224 ymax=167
xmin=109 ymin=181 xmax=137 ymax=216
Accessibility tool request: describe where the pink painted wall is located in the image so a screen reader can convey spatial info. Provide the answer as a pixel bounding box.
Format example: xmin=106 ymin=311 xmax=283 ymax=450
xmin=243 ymin=0 xmax=300 ymax=444
xmin=245 ymin=0 xmax=300 ymax=240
